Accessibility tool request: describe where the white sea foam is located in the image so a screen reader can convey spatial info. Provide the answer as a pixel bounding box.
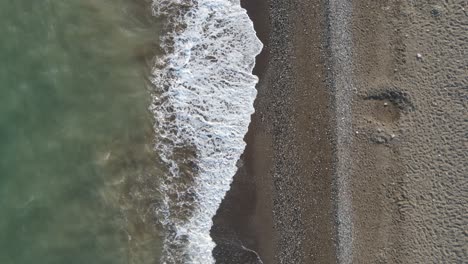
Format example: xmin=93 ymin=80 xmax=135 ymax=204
xmin=150 ymin=0 xmax=262 ymax=263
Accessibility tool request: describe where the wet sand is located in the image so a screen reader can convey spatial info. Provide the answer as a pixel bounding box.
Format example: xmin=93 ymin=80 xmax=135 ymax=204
xmin=212 ymin=0 xmax=467 ymax=263
xmin=212 ymin=0 xmax=337 ymax=263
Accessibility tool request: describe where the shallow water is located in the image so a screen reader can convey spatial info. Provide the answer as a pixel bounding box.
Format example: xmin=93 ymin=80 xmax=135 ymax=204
xmin=151 ymin=1 xmax=262 ymax=262
xmin=0 ymin=1 xmax=163 ymax=263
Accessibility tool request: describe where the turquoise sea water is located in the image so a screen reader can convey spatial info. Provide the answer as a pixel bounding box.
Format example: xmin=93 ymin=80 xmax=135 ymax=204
xmin=0 ymin=1 xmax=163 ymax=263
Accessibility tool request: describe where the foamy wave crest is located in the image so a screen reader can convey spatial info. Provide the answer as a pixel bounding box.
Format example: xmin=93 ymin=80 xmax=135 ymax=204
xmin=150 ymin=0 xmax=262 ymax=262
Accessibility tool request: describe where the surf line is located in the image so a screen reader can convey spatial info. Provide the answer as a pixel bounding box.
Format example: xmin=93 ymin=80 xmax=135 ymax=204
xmin=151 ymin=0 xmax=263 ymax=263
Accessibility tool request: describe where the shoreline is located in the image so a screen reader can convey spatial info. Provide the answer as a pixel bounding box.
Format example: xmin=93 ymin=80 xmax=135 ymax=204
xmin=212 ymin=0 xmax=338 ymax=263
xmin=211 ymin=0 xmax=274 ymax=262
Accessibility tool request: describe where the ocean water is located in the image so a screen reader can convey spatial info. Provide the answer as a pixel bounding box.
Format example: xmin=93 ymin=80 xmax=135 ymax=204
xmin=0 ymin=0 xmax=261 ymax=263
xmin=0 ymin=1 xmax=163 ymax=263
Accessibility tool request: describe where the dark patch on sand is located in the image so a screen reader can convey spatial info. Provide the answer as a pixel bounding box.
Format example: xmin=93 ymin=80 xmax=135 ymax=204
xmin=364 ymin=90 xmax=414 ymax=112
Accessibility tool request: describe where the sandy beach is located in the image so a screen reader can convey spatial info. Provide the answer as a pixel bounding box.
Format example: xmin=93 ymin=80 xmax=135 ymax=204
xmin=212 ymin=0 xmax=466 ymax=263
xmin=212 ymin=0 xmax=337 ymax=263
xmin=350 ymin=0 xmax=466 ymax=262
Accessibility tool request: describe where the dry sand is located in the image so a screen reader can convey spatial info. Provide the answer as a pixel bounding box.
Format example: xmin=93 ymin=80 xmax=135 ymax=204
xmin=350 ymin=0 xmax=467 ymax=262
xmin=211 ymin=0 xmax=467 ymax=263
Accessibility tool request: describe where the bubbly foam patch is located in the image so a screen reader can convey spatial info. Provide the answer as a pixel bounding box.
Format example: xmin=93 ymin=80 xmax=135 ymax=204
xmin=151 ymin=0 xmax=262 ymax=263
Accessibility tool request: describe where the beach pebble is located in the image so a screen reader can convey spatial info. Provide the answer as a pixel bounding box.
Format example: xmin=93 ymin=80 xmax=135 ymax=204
xmin=431 ymin=6 xmax=443 ymax=17
xmin=371 ymin=134 xmax=388 ymax=144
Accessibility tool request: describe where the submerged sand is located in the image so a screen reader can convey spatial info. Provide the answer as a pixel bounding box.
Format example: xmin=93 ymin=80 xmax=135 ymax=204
xmin=211 ymin=0 xmax=467 ymax=263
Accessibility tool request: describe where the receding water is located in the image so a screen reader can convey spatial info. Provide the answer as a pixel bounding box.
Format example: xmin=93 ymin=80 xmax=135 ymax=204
xmin=0 ymin=1 xmax=163 ymax=263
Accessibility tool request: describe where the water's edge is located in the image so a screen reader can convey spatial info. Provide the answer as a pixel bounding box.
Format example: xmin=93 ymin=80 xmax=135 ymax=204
xmin=150 ymin=1 xmax=262 ymax=262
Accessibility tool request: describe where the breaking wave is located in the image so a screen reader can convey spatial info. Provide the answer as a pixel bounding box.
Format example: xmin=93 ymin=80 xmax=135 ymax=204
xmin=150 ymin=0 xmax=262 ymax=262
